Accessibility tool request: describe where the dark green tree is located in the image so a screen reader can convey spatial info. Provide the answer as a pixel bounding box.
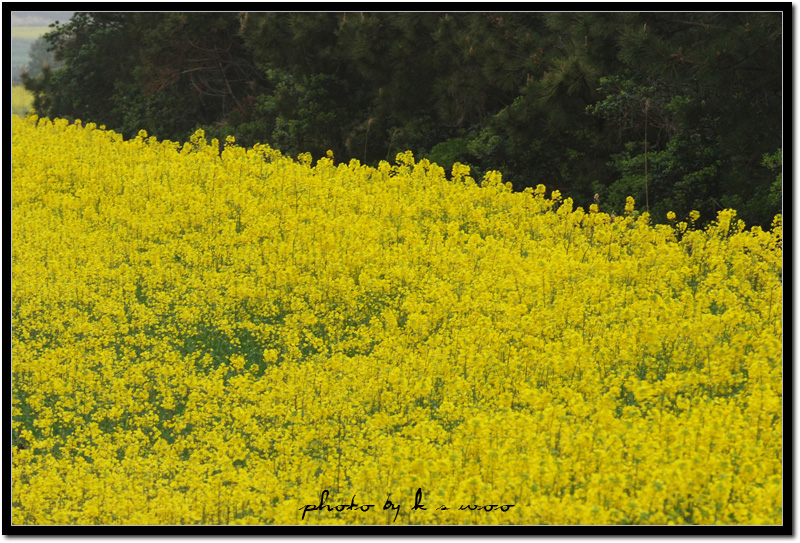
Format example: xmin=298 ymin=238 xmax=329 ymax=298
xmin=22 ymin=12 xmax=136 ymax=127
xmin=592 ymin=12 xmax=783 ymax=225
xmin=113 ymin=12 xmax=264 ymax=142
xmin=24 ymin=11 xmax=782 ymax=227
xmin=23 ymin=12 xmax=265 ymax=143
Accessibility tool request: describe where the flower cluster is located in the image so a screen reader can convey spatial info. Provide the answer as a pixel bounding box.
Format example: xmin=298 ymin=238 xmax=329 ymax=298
xmin=12 ymin=115 xmax=782 ymax=525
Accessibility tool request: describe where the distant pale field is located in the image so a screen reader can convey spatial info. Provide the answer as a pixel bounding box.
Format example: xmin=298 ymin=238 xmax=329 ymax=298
xmin=11 ymin=25 xmax=51 ymax=39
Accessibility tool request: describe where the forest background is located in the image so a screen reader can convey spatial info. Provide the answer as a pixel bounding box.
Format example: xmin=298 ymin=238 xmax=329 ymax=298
xmin=17 ymin=11 xmax=784 ymax=228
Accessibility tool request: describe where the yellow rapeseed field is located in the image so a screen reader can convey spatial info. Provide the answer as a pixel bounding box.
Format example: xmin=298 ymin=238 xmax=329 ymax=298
xmin=11 ymin=114 xmax=782 ymax=525
xmin=11 ymin=86 xmax=33 ymax=117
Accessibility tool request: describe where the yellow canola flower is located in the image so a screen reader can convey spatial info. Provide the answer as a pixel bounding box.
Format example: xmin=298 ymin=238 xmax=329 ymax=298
xmin=625 ymin=196 xmax=636 ymax=214
xmin=11 ymin=115 xmax=782 ymax=525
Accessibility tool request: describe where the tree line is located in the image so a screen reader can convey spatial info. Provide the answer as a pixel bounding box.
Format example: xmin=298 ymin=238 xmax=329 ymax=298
xmin=22 ymin=11 xmax=783 ymax=227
